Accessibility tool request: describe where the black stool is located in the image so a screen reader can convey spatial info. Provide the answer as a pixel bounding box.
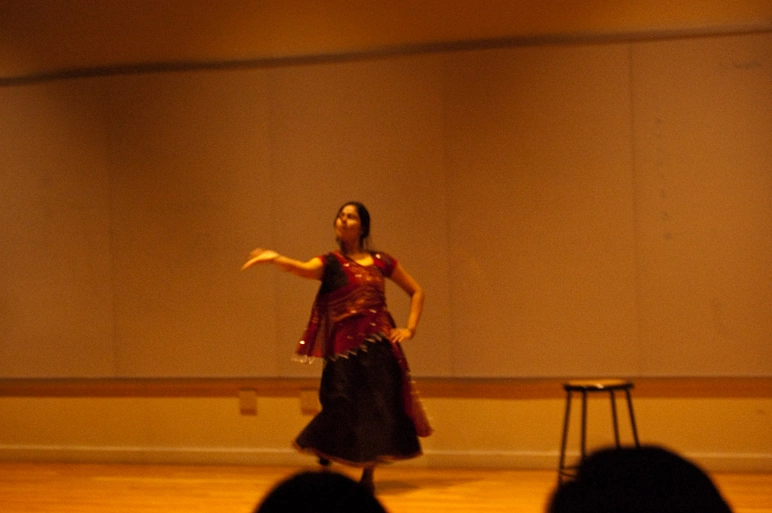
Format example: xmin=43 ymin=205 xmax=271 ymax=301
xmin=558 ymin=379 xmax=640 ymax=483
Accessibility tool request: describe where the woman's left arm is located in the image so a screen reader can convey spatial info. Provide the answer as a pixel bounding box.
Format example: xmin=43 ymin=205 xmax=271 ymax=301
xmin=388 ymin=263 xmax=425 ymax=343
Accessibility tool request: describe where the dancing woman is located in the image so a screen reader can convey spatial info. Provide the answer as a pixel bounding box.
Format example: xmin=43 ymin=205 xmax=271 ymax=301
xmin=243 ymin=201 xmax=429 ymax=492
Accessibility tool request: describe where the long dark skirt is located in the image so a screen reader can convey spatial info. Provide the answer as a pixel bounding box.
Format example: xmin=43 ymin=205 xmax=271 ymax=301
xmin=294 ymin=336 xmax=421 ymax=467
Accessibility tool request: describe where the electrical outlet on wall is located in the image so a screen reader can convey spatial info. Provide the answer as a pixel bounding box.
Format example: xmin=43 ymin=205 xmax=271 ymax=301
xmin=299 ymin=388 xmax=321 ymax=415
xmin=238 ymin=389 xmax=258 ymax=415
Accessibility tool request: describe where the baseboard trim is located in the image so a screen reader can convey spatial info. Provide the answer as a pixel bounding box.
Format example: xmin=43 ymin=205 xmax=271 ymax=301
xmin=0 ymin=444 xmax=309 ymax=466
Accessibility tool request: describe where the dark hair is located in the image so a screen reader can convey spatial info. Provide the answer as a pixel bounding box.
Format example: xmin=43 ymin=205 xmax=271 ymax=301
xmin=548 ymin=445 xmax=732 ymax=513
xmin=335 ymin=201 xmax=371 ymax=249
xmin=254 ymin=470 xmax=386 ymax=513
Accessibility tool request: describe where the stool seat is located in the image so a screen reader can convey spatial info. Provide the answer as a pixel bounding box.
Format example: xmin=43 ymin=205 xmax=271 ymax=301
xmin=564 ymin=379 xmax=634 ymax=391
xmin=558 ymin=378 xmax=639 ymax=483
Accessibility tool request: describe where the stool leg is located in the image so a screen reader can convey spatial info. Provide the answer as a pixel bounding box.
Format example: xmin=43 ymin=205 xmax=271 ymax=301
xmin=625 ymin=388 xmax=640 ymax=447
xmin=558 ymin=390 xmax=572 ymax=482
xmin=580 ymin=390 xmax=588 ymax=460
xmin=609 ymin=390 xmax=621 ymax=447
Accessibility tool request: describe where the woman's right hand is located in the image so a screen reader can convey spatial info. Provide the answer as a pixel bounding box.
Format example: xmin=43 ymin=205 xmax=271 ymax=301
xmin=241 ymin=248 xmax=279 ymax=270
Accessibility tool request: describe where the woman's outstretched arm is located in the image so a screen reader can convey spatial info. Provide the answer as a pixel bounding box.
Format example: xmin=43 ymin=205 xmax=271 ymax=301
xmin=242 ymin=248 xmax=324 ymax=280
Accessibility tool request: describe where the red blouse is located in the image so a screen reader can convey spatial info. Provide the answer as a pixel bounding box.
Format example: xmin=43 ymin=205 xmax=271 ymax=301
xmin=296 ymin=251 xmax=397 ymax=360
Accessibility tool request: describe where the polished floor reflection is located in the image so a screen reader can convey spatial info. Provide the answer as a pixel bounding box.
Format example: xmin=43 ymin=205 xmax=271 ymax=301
xmin=0 ymin=462 xmax=769 ymax=513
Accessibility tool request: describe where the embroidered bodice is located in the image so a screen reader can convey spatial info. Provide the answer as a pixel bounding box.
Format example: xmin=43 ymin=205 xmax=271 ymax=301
xmin=296 ymin=251 xmax=397 ymax=360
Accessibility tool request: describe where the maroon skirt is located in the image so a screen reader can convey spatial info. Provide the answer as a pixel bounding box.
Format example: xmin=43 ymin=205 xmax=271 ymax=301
xmin=293 ymin=335 xmax=421 ymax=466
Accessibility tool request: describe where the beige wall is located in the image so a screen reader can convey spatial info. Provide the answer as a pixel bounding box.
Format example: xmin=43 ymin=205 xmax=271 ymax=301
xmin=2 ymin=32 xmax=771 ymax=379
xmin=3 ymin=0 xmax=772 ymax=78
xmin=1 ymin=393 xmax=771 ymax=472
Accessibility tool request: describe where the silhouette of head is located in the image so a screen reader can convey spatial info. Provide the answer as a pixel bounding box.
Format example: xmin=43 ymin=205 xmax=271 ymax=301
xmin=254 ymin=470 xmax=386 ymax=513
xmin=549 ymin=445 xmax=732 ymax=513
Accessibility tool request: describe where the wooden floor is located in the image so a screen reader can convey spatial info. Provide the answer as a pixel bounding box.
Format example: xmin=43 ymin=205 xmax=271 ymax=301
xmin=0 ymin=462 xmax=769 ymax=513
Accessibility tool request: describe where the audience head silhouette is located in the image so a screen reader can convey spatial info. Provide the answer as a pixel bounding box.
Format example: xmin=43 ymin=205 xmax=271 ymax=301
xmin=549 ymin=445 xmax=732 ymax=513
xmin=254 ymin=470 xmax=387 ymax=513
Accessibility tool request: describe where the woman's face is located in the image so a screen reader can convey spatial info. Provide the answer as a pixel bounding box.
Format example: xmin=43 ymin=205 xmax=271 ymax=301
xmin=335 ymin=204 xmax=363 ymax=245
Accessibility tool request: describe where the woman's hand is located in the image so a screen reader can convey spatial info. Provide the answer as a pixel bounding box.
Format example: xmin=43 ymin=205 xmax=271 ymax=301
xmin=241 ymin=248 xmax=279 ymax=270
xmin=389 ymin=327 xmax=415 ymax=343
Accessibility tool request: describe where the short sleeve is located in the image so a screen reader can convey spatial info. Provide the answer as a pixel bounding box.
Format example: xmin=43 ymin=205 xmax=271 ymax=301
xmin=372 ymin=252 xmax=397 ymax=277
